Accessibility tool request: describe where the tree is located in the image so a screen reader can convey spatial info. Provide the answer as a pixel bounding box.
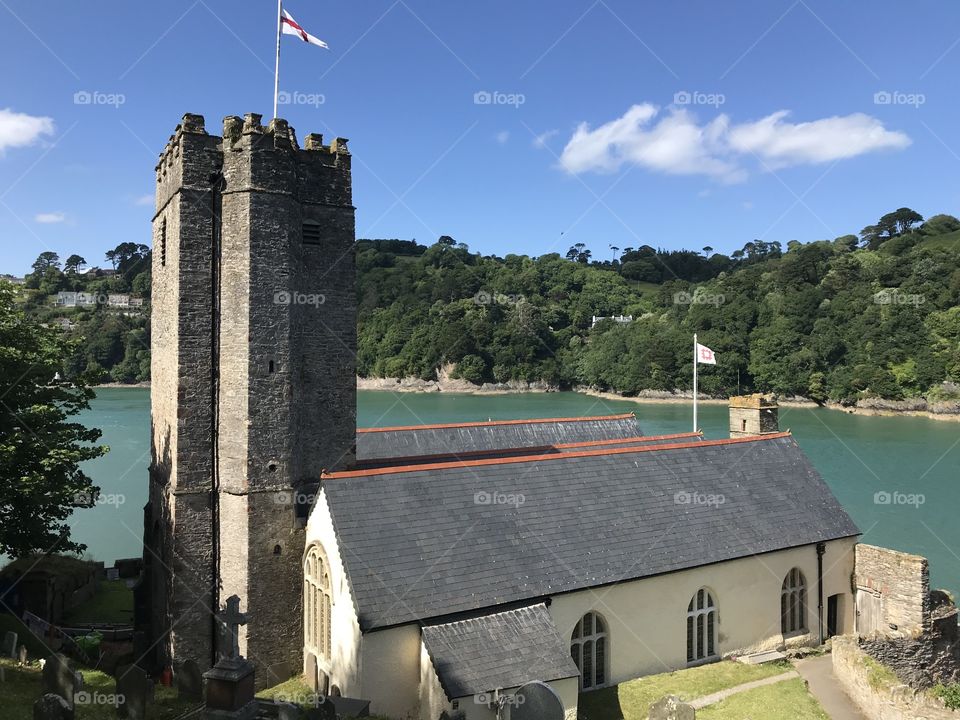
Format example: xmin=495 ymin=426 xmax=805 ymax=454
xmin=105 ymin=242 xmax=150 ymax=281
xmin=565 ymin=243 xmax=591 ymax=264
xmin=0 ymin=282 xmax=108 ymax=557
xmin=64 ymin=255 xmax=87 ymax=274
xmin=31 ymin=252 xmax=60 ymax=275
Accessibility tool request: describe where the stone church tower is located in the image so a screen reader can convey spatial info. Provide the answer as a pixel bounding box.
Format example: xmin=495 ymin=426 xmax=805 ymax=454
xmin=137 ymin=113 xmax=356 ymax=687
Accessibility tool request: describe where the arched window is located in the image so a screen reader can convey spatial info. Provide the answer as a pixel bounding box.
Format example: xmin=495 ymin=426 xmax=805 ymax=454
xmin=304 ymin=545 xmax=332 ymax=659
xmin=570 ymin=612 xmax=607 ymax=690
xmin=687 ymin=588 xmax=717 ymax=664
xmin=781 ymin=568 xmax=807 ymax=635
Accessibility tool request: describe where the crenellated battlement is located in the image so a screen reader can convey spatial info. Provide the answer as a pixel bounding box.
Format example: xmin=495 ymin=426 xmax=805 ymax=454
xmin=156 ymin=113 xmax=349 ymax=170
xmin=154 ymin=113 xmax=351 ymax=215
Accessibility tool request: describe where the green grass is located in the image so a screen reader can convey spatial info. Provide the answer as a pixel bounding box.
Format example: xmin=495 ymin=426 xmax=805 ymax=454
xmin=62 ymin=581 xmax=134 ymax=625
xmin=697 ymin=677 xmax=828 ymax=720
xmin=0 ymin=657 xmax=194 ymax=720
xmin=256 ymin=674 xmax=317 ymax=706
xmin=632 ymin=281 xmax=661 ymax=297
xmin=861 ymin=654 xmax=899 ymax=690
xmin=577 ymin=660 xmax=793 ymax=720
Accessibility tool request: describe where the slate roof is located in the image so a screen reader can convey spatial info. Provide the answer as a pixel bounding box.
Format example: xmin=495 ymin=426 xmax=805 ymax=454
xmin=421 ymin=603 xmax=579 ymax=698
xmin=323 ymin=433 xmax=860 ymax=631
xmin=354 ymin=413 xmax=642 ymax=462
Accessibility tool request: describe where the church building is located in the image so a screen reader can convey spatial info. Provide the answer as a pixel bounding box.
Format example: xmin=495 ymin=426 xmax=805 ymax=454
xmin=139 ymin=114 xmax=860 ymax=720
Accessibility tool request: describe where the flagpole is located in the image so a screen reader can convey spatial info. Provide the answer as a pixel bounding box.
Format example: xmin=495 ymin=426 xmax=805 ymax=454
xmin=693 ymin=333 xmax=698 ymax=433
xmin=273 ymin=0 xmax=283 ymax=119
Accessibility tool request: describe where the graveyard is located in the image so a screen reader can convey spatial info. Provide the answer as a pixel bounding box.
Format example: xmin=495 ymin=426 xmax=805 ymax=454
xmin=1 ymin=650 xmax=838 ymax=719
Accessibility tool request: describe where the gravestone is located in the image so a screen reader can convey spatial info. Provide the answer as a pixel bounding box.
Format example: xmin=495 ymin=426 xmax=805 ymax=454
xmin=511 ymin=681 xmax=564 ymax=720
xmin=648 ymin=695 xmax=696 ymax=720
xmin=303 ymin=696 xmax=336 ymax=720
xmin=32 ymin=693 xmax=72 ymax=720
xmin=176 ymin=659 xmax=203 ymax=701
xmin=3 ymin=630 xmax=18 ymax=658
xmin=116 ymin=665 xmax=151 ymax=720
xmin=41 ymin=654 xmax=81 ymax=711
xmin=18 ymin=643 xmax=28 ymax=665
xmin=276 ymin=702 xmax=305 ymax=720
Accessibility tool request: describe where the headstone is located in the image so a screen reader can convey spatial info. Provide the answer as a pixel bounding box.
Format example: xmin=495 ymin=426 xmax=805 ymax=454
xmin=511 ymin=681 xmax=564 ymax=720
xmin=18 ymin=643 xmax=28 ymax=665
xmin=41 ymin=654 xmax=81 ymax=711
xmin=304 ymin=653 xmax=318 ymax=691
xmin=32 ymin=693 xmax=72 ymax=720
xmin=276 ymin=702 xmax=305 ymax=720
xmin=3 ymin=630 xmax=18 ymax=658
xmin=648 ymin=695 xmax=696 ymax=720
xmin=116 ymin=665 xmax=151 ymax=720
xmin=176 ymin=659 xmax=202 ymax=701
xmin=304 ymin=697 xmax=336 ymax=720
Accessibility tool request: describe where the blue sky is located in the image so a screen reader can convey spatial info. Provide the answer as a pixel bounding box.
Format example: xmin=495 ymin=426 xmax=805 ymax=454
xmin=2 ymin=0 xmax=959 ymax=274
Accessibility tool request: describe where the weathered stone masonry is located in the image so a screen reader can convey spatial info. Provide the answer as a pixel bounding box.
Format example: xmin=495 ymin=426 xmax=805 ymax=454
xmin=137 ymin=113 xmax=356 ymax=689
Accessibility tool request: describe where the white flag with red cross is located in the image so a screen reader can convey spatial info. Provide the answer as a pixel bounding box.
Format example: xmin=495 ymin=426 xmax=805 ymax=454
xmin=281 ymin=8 xmax=329 ymax=49
xmin=696 ymin=343 xmax=716 ymax=365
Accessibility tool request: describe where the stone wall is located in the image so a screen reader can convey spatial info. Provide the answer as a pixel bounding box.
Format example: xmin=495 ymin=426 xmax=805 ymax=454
xmin=832 ymin=635 xmax=955 ymax=720
xmin=855 ymin=544 xmax=929 ymax=637
xmin=860 ymin=588 xmax=960 ymax=689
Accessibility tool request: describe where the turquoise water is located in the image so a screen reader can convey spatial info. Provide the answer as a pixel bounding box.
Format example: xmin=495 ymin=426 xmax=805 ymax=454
xmin=71 ymin=388 xmax=960 ymax=597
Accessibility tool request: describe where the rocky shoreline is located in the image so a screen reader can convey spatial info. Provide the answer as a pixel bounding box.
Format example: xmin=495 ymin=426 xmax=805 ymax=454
xmin=355 ymin=375 xmax=559 ymax=394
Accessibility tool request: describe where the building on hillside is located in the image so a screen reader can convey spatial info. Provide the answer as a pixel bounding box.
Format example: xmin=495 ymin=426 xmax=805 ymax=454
xmin=140 ymin=113 xmax=866 ymax=720
xmin=53 ymin=291 xmax=145 ymax=309
xmin=55 ymin=291 xmax=99 ymax=307
xmin=590 ymin=314 xmax=633 ymax=328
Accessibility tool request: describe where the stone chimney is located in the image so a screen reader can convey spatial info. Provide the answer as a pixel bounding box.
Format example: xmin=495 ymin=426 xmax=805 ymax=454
xmin=728 ymin=394 xmax=779 ymax=438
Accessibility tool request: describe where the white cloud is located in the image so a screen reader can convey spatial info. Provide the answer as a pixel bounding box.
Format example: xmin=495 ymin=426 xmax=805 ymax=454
xmin=532 ymin=129 xmax=559 ymax=148
xmin=134 ymin=194 xmax=154 ymax=206
xmin=35 ymin=212 xmax=65 ymax=224
xmin=495 ymin=130 xmax=510 ymax=145
xmin=0 ymin=108 xmax=55 ymax=153
xmin=559 ymin=104 xmax=910 ymax=182
xmin=727 ymin=110 xmax=911 ymax=167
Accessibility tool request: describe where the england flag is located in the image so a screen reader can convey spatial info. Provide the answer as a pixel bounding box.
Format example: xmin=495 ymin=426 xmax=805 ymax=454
xmin=281 ymin=8 xmax=329 ymax=49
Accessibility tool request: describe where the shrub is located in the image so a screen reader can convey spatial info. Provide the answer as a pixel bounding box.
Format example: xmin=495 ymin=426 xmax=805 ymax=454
xmin=932 ymin=683 xmax=960 ymax=710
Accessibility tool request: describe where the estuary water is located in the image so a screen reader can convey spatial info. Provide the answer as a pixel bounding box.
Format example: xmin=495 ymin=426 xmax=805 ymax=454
xmin=69 ymin=388 xmax=960 ymax=597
